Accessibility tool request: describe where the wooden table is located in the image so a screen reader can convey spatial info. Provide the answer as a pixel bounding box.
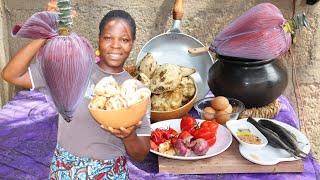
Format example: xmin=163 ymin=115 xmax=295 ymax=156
xmin=158 ymin=139 xmax=303 ymax=174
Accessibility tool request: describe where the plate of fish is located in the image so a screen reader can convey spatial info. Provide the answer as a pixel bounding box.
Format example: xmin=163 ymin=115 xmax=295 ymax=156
xmin=227 ymin=117 xmax=310 ymax=165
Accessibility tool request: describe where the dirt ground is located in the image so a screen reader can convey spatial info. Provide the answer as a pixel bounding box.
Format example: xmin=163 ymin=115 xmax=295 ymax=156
xmin=282 ymin=2 xmax=320 ymax=161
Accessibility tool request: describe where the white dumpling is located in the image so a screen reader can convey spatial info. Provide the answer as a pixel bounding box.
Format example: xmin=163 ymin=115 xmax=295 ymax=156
xmin=94 ymin=76 xmax=120 ymax=97
xmin=180 ymin=77 xmax=196 ymax=103
xmin=125 ymin=87 xmax=151 ymax=106
xmin=138 ymin=53 xmax=157 ymax=78
xmin=134 ymin=88 xmax=151 ymax=102
xmin=105 ymin=95 xmax=128 ymax=111
xmin=137 ymin=73 xmax=151 ymax=88
xmin=89 ymin=95 xmax=108 ymax=110
xmin=120 ymin=79 xmax=140 ymax=99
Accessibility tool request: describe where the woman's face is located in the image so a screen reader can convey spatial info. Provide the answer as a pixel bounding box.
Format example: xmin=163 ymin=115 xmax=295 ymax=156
xmin=98 ymin=19 xmax=133 ymax=73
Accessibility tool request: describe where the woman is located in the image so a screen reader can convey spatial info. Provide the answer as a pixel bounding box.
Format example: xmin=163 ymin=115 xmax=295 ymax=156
xmin=1 ymin=10 xmax=150 ymax=179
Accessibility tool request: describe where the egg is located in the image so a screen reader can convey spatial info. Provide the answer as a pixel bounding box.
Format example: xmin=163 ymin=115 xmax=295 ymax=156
xmin=215 ymin=110 xmax=231 ymax=124
xmin=211 ymin=96 xmax=229 ymax=110
xmin=202 ymin=106 xmax=216 ymax=120
xmin=225 ymin=104 xmax=233 ymax=113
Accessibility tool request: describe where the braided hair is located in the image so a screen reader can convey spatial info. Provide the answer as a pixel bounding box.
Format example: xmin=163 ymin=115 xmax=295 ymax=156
xmin=99 ymin=10 xmax=136 ymax=40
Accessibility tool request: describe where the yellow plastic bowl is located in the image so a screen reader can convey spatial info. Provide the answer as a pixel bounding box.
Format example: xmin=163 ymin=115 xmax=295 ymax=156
xmin=88 ymin=98 xmax=148 ymax=129
xmin=151 ymin=86 xmax=198 ymax=123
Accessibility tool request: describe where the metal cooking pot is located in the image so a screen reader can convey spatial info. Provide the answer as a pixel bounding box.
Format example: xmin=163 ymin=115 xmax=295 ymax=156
xmin=136 ymin=0 xmax=214 ymax=99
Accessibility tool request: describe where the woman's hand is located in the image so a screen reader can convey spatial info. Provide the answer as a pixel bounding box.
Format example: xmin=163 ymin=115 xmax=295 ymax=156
xmin=46 ymin=0 xmax=77 ymax=18
xmin=101 ymin=121 xmax=150 ymax=162
xmin=47 ymin=0 xmax=57 ymax=12
xmin=101 ymin=121 xmax=142 ymax=139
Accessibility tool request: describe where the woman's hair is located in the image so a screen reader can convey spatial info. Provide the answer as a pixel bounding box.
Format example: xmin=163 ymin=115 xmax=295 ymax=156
xmin=99 ymin=10 xmax=136 ymax=40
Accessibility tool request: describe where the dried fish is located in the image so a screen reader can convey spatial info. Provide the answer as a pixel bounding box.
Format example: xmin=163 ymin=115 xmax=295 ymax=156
xmin=247 ymin=117 xmax=306 ymax=159
xmin=258 ymin=119 xmax=307 ymax=157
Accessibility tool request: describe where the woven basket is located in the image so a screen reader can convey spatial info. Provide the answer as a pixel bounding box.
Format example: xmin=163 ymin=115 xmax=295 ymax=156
xmin=239 ymin=99 xmax=281 ymax=119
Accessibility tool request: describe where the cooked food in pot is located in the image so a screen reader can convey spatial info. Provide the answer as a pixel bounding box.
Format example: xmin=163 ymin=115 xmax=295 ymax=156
xmin=136 ymin=53 xmax=197 ymax=112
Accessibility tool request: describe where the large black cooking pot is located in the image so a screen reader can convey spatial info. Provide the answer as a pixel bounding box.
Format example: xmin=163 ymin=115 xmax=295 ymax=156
xmin=208 ymin=55 xmax=288 ymax=108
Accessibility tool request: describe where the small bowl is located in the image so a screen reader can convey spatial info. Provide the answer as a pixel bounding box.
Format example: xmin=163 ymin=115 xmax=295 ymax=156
xmin=194 ymin=97 xmax=245 ymax=124
xmin=226 ymin=119 xmax=268 ymax=150
xmin=151 ymin=87 xmax=197 ymax=123
xmin=88 ymin=98 xmax=148 ymax=128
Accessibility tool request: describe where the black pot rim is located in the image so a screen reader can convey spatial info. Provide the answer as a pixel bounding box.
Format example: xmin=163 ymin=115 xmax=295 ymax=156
xmin=216 ymin=54 xmax=275 ymax=65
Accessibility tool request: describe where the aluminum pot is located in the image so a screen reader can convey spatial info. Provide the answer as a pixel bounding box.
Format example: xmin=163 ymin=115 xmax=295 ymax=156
xmin=136 ymin=0 xmax=214 ymax=100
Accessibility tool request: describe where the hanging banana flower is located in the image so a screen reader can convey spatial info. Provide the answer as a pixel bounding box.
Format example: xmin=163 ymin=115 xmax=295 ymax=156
xmin=210 ymin=3 xmax=308 ymax=60
xmin=12 ymin=0 xmax=94 ymax=122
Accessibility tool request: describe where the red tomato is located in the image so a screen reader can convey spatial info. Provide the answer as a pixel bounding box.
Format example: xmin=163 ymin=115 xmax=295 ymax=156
xmin=180 ymin=115 xmax=196 ymax=132
xmin=150 ymin=140 xmax=158 ymax=151
xmin=170 ymin=137 xmax=178 ymax=145
xmin=178 ymin=130 xmax=192 ymax=140
xmin=206 ymin=136 xmax=216 ymax=147
xmin=191 ymin=127 xmax=215 ymax=140
xmin=200 ymin=121 xmax=219 ymax=133
xmin=168 ymin=128 xmax=178 ymax=136
xmin=151 ymin=129 xmax=166 ymax=145
xmin=151 ymin=128 xmax=178 ymax=145
xmin=163 ymin=128 xmax=178 ymax=139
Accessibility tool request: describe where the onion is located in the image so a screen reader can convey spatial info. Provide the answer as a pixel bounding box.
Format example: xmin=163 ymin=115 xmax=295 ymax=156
xmin=173 ymin=139 xmax=191 ymax=156
xmin=191 ymin=138 xmax=209 ymax=156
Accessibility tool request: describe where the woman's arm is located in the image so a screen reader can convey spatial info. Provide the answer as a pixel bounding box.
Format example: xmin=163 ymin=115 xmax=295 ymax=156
xmin=122 ymin=133 xmax=150 ymax=162
xmin=102 ymin=123 xmax=150 ymax=162
xmin=1 ymin=39 xmax=46 ymax=88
